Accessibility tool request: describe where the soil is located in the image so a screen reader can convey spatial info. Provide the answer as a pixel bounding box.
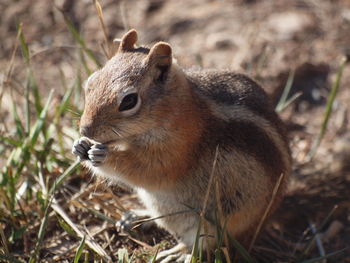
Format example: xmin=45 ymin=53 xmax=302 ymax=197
xmin=1 ymin=0 xmax=350 ymax=262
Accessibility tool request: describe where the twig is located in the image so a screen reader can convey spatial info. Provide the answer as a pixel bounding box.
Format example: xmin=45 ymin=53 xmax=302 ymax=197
xmin=3 ymin=22 xmax=21 ymax=86
xmin=200 ymin=145 xmax=219 ymax=262
xmin=107 ymin=188 xmax=128 ymax=213
xmin=248 ymin=173 xmax=285 ymax=252
xmin=128 ymin=236 xmax=153 ymax=249
xmin=119 ymin=1 xmax=129 ymax=32
xmin=131 ymin=209 xmax=193 ymax=230
xmin=222 ymin=247 xmax=232 ymax=263
xmin=51 ymin=201 xmax=111 ymax=261
xmin=93 ymin=0 xmax=113 ymax=58
xmin=0 ymin=225 xmax=9 ymax=255
xmin=36 ymin=160 xmax=111 ymax=261
xmin=201 ymin=146 xmax=219 ymax=216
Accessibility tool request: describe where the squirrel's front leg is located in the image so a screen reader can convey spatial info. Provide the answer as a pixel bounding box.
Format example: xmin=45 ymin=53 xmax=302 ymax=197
xmin=72 ymin=137 xmax=108 ymax=167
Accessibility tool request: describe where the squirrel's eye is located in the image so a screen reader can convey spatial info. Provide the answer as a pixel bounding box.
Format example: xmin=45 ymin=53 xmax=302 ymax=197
xmin=119 ymin=93 xmax=138 ymax=112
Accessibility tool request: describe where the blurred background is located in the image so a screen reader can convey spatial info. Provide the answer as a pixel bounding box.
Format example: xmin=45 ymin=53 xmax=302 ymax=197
xmin=0 ymin=0 xmax=350 ymax=262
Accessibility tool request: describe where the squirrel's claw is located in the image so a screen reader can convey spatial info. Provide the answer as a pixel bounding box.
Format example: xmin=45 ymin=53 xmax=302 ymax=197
xmin=88 ymin=144 xmax=107 ymax=167
xmin=72 ymin=138 xmax=92 ymax=161
xmin=72 ymin=138 xmax=107 ymax=166
xmin=155 ymin=243 xmax=190 ymax=263
xmin=159 ymin=253 xmax=191 ymax=263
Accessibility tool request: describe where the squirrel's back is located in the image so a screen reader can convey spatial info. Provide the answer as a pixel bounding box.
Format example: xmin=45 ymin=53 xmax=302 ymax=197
xmin=186 ymin=70 xmax=290 ymax=176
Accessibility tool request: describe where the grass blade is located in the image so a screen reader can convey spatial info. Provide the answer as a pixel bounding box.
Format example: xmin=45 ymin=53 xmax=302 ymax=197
xmin=79 ymin=49 xmax=92 ymax=76
xmin=298 ymin=205 xmax=338 ymax=260
xmin=74 ymin=235 xmax=86 ymax=263
xmin=29 ymin=89 xmax=54 ymax=147
xmin=57 ymin=215 xmax=76 ymax=237
xmin=117 ymin=248 xmax=129 ymax=263
xmin=63 ymin=15 xmax=101 ymax=68
xmin=150 ymin=246 xmax=160 ymax=263
xmin=24 ymin=73 xmax=31 ymax=135
xmin=308 ymin=56 xmax=348 ymax=159
xmin=229 ymin=236 xmax=256 ymax=263
xmin=19 ymin=22 xmax=42 ymax=115
xmin=48 ymin=159 xmax=80 ymax=196
xmin=18 ymin=23 xmax=30 ymax=66
xmin=214 ymin=248 xmax=224 ymax=263
xmin=0 ymin=136 xmax=21 ymax=147
xmin=191 ymin=217 xmax=203 ymax=262
xmin=58 ymin=86 xmax=74 ymax=117
xmin=28 ymin=70 xmax=42 ymax=115
xmin=275 ymin=70 xmax=295 ymax=113
xmin=11 ymin=99 xmax=25 ymax=139
xmin=248 ymin=173 xmax=285 ymax=252
xmin=29 ymin=195 xmax=53 ymax=263
xmin=52 ymin=201 xmax=111 ymax=261
xmin=54 ymin=83 xmax=75 ymax=156
xmin=280 ymin=92 xmax=302 ymax=111
xmin=300 ymin=248 xmax=347 ymax=263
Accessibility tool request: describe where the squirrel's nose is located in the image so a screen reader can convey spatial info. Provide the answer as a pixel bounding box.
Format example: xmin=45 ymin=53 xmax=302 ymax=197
xmin=80 ymin=125 xmax=93 ymax=138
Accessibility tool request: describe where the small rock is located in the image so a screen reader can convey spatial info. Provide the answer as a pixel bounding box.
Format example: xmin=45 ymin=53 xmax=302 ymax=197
xmin=267 ymin=11 xmax=315 ymax=40
xmin=341 ymin=9 xmax=350 ymax=22
xmin=322 ymin=220 xmax=344 ymax=242
xmin=205 ymin=32 xmax=235 ymax=50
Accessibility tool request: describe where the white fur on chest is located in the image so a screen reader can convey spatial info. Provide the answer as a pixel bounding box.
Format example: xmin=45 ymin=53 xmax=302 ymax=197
xmin=88 ymin=162 xmax=208 ymax=247
xmin=136 ymin=188 xmax=184 ymax=222
xmin=88 ymin=162 xmax=132 ymax=188
xmin=137 ymin=188 xmax=199 ymax=246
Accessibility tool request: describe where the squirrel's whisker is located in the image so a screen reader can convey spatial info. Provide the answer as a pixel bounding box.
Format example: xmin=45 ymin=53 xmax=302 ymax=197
xmin=111 ymin=127 xmax=122 ymax=137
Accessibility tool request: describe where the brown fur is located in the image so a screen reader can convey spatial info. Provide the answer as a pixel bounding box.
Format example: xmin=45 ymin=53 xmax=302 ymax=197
xmin=118 ymin=29 xmax=138 ymax=52
xmin=78 ymin=29 xmax=292 ymax=256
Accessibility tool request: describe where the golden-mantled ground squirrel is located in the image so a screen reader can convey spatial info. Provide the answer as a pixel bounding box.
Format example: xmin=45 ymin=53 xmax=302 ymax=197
xmin=72 ymin=29 xmax=292 ymax=262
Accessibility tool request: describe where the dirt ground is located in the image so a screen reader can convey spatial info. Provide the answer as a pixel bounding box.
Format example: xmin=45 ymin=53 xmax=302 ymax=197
xmin=1 ymin=0 xmax=350 ymax=262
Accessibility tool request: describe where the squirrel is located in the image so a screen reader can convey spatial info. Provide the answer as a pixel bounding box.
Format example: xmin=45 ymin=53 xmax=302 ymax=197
xmin=72 ymin=29 xmax=292 ymax=262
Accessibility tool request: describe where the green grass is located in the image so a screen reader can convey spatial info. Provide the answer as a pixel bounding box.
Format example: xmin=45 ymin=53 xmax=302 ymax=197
xmin=275 ymin=70 xmax=298 ymax=113
xmin=307 ymin=56 xmax=348 ymax=160
xmin=0 ymin=17 xmax=100 ymax=262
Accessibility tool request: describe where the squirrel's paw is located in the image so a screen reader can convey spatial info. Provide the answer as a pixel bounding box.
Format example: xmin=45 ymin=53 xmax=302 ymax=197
xmin=87 ymin=143 xmax=108 ymax=167
xmin=116 ymin=211 xmax=139 ymax=233
xmin=155 ymin=243 xmax=191 ymax=263
xmin=72 ymin=138 xmax=107 ymax=166
xmin=72 ymin=137 xmax=92 ymax=161
xmin=116 ymin=210 xmax=151 ymax=234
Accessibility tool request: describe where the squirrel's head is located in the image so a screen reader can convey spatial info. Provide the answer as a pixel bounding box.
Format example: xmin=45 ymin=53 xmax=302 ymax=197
xmin=80 ymin=29 xmax=180 ymax=144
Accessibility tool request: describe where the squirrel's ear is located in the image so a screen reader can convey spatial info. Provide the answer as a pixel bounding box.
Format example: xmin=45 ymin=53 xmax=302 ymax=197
xmin=146 ymin=42 xmax=172 ymax=81
xmin=118 ymin=29 xmax=138 ymax=52
xmin=147 ymin=42 xmax=172 ymax=66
